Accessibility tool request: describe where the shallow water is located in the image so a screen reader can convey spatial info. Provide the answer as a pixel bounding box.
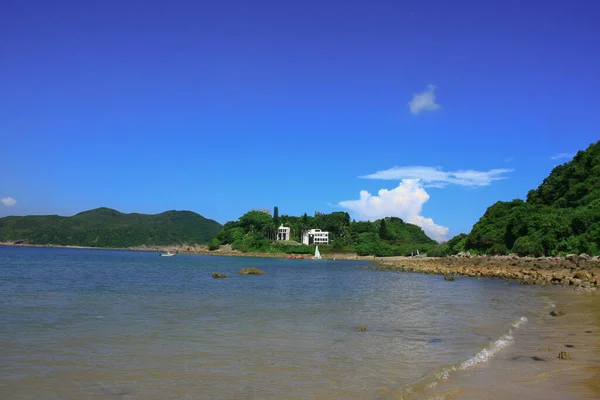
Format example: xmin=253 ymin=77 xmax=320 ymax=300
xmin=0 ymin=246 xmax=586 ymax=399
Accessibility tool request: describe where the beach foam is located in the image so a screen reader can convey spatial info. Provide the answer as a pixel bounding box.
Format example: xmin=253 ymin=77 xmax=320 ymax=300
xmin=459 ymin=315 xmax=526 ymax=370
xmin=395 ymin=315 xmax=529 ymax=399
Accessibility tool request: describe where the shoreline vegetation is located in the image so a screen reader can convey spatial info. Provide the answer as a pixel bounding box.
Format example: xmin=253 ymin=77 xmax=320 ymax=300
xmin=2 ymin=141 xmax=599 ymax=262
xmin=2 ymin=142 xmax=600 ymax=291
xmin=3 ymin=241 xmax=598 ymax=289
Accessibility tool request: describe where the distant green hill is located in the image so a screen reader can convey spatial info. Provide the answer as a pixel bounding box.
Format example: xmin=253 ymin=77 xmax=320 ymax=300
xmin=212 ymin=210 xmax=437 ymax=256
xmin=464 ymin=140 xmax=600 ymax=256
xmin=0 ymin=207 xmax=222 ymax=248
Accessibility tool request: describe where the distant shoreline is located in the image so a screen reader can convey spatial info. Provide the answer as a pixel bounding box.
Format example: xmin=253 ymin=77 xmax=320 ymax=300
xmin=0 ymin=242 xmax=370 ymax=260
xmin=2 ymin=242 xmax=598 ymax=289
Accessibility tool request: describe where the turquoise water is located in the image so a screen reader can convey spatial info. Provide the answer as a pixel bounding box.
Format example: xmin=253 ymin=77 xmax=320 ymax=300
xmin=0 ymin=246 xmax=552 ymax=399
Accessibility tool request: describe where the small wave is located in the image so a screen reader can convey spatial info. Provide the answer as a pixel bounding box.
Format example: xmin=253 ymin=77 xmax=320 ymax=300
xmin=460 ymin=315 xmax=527 ymax=370
xmin=392 ymin=315 xmax=528 ymax=399
xmin=511 ymin=316 xmax=528 ymax=329
xmin=458 ymin=333 xmax=514 ymax=369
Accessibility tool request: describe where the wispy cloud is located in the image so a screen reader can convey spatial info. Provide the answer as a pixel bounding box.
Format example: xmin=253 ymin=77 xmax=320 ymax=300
xmin=338 ymin=179 xmax=449 ymax=242
xmin=550 ymin=153 xmax=574 ymax=160
xmin=359 ymin=166 xmax=513 ymax=187
xmin=408 ymin=84 xmax=440 ymax=115
xmin=504 ymin=156 xmax=514 ymax=163
xmin=1 ymin=197 xmax=17 ymax=207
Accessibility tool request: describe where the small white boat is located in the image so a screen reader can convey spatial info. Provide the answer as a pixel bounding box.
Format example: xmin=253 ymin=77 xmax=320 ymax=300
xmin=313 ymin=245 xmax=322 ymax=260
xmin=160 ymin=251 xmax=176 ymax=257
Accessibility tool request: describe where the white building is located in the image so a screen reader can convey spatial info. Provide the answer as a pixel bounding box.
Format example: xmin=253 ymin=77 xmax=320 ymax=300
xmin=301 ymin=229 xmax=329 ymax=245
xmin=277 ymin=225 xmax=291 ymax=241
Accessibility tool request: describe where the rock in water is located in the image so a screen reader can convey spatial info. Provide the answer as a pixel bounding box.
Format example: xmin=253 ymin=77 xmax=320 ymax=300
xmin=212 ymin=272 xmax=229 ymax=279
xmin=444 ymin=275 xmax=455 ymax=281
xmin=550 ymin=310 xmax=566 ymax=317
xmin=558 ymin=351 xmax=572 ymax=360
xmin=237 ymin=267 xmax=266 ymax=275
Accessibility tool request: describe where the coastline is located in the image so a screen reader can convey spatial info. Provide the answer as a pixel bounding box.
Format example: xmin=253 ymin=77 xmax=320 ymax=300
xmin=2 ymin=243 xmax=599 ymax=398
xmin=372 ymin=255 xmax=599 ymax=289
xmin=2 ymin=242 xmax=598 ymax=289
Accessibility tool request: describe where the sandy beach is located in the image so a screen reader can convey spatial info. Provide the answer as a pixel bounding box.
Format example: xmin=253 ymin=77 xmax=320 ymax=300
xmin=389 ymin=288 xmax=600 ymax=400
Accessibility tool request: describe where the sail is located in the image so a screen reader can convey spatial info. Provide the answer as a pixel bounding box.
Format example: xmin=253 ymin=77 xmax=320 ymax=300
xmin=314 ymin=245 xmax=322 ymax=259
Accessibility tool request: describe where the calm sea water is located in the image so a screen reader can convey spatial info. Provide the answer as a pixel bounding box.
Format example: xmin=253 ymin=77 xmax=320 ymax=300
xmin=0 ymin=246 xmax=554 ymax=399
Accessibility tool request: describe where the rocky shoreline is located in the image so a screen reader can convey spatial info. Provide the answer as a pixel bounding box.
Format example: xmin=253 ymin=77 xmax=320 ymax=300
xmin=373 ymin=254 xmax=600 ymax=289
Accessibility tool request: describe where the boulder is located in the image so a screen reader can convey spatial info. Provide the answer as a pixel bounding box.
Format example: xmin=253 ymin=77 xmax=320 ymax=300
xmin=550 ymin=310 xmax=566 ymax=317
xmin=212 ymin=272 xmax=229 ymax=279
xmin=569 ymin=278 xmax=582 ymax=286
xmin=572 ymin=271 xmax=591 ymax=281
xmin=578 ymin=253 xmax=591 ymax=261
xmin=237 ymin=267 xmax=266 ymax=275
xmin=558 ymin=351 xmax=572 ymax=360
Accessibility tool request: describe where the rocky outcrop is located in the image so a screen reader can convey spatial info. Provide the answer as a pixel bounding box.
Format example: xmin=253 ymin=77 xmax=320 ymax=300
xmin=212 ymin=272 xmax=229 ymax=279
xmin=237 ymin=267 xmax=266 ymax=275
xmin=373 ymin=256 xmax=600 ymax=289
xmin=558 ymin=350 xmax=572 ymax=360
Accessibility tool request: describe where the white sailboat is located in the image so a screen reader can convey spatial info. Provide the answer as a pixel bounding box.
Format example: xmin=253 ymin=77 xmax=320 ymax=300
xmin=313 ymin=245 xmax=322 ymax=260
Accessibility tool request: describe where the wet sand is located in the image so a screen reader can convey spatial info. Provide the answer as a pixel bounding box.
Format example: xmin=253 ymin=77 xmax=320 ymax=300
xmin=448 ymin=289 xmax=600 ymax=400
xmin=382 ymin=287 xmax=600 ymax=400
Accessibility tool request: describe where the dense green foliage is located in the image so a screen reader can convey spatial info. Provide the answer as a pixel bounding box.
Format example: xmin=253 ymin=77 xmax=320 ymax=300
xmin=0 ymin=207 xmax=222 ymax=248
xmin=427 ymin=233 xmax=468 ymax=257
xmin=213 ymin=210 xmax=437 ymax=255
xmin=462 ymin=141 xmax=600 ymax=256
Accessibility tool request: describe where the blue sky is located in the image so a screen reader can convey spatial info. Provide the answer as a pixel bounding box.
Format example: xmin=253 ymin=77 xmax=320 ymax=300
xmin=1 ymin=0 xmax=598 ymax=241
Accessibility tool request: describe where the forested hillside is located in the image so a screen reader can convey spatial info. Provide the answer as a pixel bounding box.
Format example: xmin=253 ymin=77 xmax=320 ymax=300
xmin=212 ymin=209 xmax=437 ymax=256
xmin=463 ymin=141 xmax=600 ymax=256
xmin=0 ymin=207 xmax=222 ymax=247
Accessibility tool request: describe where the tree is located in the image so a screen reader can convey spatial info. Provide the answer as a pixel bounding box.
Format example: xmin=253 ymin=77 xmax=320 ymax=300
xmin=239 ymin=211 xmax=275 ymax=236
xmin=378 ymin=218 xmax=387 ymax=240
xmin=208 ymin=238 xmax=221 ymax=250
xmin=273 ymin=206 xmax=279 ymax=228
xmin=301 ymin=213 xmax=309 ymax=226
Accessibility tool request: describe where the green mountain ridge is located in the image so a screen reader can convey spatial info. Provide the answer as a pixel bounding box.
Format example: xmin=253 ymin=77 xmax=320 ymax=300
xmin=0 ymin=207 xmax=222 ymax=248
xmin=462 ymin=140 xmax=600 ymax=256
xmin=6 ymin=141 xmax=598 ymax=257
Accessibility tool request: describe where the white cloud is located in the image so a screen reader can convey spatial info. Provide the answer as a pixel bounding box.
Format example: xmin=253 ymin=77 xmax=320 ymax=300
xmin=359 ymin=166 xmax=513 ymax=187
xmin=1 ymin=197 xmax=17 ymax=207
xmin=409 ymin=84 xmax=440 ymax=115
xmin=338 ymin=179 xmax=449 ymax=242
xmin=550 ymin=153 xmax=574 ymax=160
